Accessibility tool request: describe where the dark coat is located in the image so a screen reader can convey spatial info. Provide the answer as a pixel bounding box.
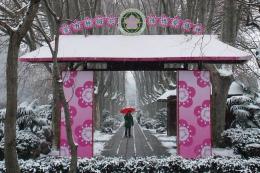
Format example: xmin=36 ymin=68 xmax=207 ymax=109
xmin=124 ymin=113 xmax=134 ymax=128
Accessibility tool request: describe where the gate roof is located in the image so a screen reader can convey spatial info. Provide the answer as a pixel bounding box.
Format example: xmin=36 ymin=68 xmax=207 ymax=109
xmin=19 ymin=35 xmax=251 ymax=63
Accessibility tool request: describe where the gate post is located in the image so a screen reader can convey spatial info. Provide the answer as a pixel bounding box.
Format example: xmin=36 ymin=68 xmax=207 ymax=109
xmin=60 ymin=71 xmax=94 ymax=158
xmin=177 ymin=70 xmax=212 ymax=159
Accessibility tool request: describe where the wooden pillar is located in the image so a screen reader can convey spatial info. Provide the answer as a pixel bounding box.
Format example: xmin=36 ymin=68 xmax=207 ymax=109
xmin=167 ymin=96 xmax=176 ymax=136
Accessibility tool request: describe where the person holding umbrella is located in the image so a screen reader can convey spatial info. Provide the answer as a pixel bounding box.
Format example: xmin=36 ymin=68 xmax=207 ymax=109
xmin=124 ymin=111 xmax=134 ymax=137
xmin=120 ymin=107 xmax=135 ymax=138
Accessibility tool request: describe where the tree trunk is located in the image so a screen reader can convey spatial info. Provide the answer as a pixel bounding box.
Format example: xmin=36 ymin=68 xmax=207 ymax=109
xmin=203 ymin=0 xmax=237 ymax=147
xmin=52 ymin=25 xmax=78 ymax=173
xmin=53 ymin=57 xmax=78 ymax=173
xmin=51 ymin=76 xmax=61 ymax=149
xmin=3 ymin=1 xmax=41 ymax=172
xmin=221 ymin=0 xmax=237 ymax=46
xmin=167 ymin=96 xmax=176 ymax=136
xmin=198 ymin=0 xmax=207 ymax=24
xmin=206 ymin=0 xmax=216 ymax=33
xmin=210 ymin=71 xmax=233 ymax=146
xmin=4 ymin=32 xmax=21 ymax=173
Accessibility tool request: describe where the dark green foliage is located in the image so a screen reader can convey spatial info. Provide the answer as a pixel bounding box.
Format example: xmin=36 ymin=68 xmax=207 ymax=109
xmin=222 ymin=128 xmax=260 ymax=157
xmin=101 ymin=110 xmax=122 ymax=133
xmin=0 ymin=100 xmax=52 ymax=160
xmin=226 ymin=96 xmax=260 ymax=129
xmin=0 ymin=130 xmax=41 ymax=160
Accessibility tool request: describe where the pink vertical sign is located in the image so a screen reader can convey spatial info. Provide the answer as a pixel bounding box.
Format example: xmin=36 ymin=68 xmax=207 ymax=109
xmin=60 ymin=71 xmax=93 ymax=158
xmin=177 ymin=71 xmax=212 ymax=159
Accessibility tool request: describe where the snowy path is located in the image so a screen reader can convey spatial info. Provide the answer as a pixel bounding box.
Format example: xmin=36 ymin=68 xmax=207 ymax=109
xmin=101 ymin=120 xmax=171 ymax=159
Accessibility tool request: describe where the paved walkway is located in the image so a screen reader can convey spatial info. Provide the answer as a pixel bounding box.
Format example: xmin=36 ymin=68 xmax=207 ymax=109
xmin=101 ymin=120 xmax=171 ymax=159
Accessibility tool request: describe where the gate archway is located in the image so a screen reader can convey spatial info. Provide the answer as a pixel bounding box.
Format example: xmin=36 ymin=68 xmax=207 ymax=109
xmin=19 ymin=35 xmax=251 ymax=159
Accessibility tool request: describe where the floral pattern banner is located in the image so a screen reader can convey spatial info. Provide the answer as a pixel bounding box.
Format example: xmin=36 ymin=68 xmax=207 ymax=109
xmin=59 ymin=15 xmax=205 ymax=35
xmin=60 ymin=71 xmax=93 ymax=158
xmin=177 ymin=71 xmax=212 ymax=159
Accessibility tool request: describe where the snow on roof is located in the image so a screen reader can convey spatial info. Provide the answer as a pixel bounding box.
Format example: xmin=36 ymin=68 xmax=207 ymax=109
xmin=19 ymin=35 xmax=251 ymax=62
xmin=156 ymin=82 xmax=243 ymax=101
xmin=157 ymin=90 xmax=177 ymax=101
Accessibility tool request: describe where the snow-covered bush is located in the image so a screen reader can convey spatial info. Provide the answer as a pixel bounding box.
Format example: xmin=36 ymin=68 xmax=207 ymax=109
xmin=154 ymin=108 xmax=167 ymax=128
xmin=0 ymin=156 xmax=259 ymax=173
xmin=0 ymin=130 xmax=41 ymax=160
xmin=34 ymin=104 xmax=52 ymax=125
xmin=156 ymin=127 xmax=166 ymax=133
xmin=224 ymin=95 xmax=260 ymax=157
xmin=16 ymin=100 xmax=50 ymax=132
xmin=140 ymin=109 xmax=166 ymax=132
xmin=222 ymin=128 xmax=260 ymax=157
xmin=0 ymin=100 xmax=52 ymax=159
xmin=141 ymin=118 xmax=159 ymax=129
xmin=226 ymin=96 xmax=260 ymax=129
xmin=101 ymin=110 xmax=122 ymax=133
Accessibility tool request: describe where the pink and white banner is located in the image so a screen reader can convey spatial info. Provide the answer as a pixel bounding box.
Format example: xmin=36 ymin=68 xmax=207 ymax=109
xmin=60 ymin=71 xmax=94 ymax=158
xmin=177 ymin=71 xmax=212 ymax=159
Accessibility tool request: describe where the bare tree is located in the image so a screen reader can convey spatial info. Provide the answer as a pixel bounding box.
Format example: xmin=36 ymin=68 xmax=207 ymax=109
xmin=0 ymin=0 xmax=41 ymax=172
xmin=41 ymin=0 xmax=78 ymax=172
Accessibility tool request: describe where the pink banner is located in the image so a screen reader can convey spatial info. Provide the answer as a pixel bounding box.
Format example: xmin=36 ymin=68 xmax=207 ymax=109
xmin=177 ymin=71 xmax=212 ymax=159
xmin=60 ymin=71 xmax=93 ymax=158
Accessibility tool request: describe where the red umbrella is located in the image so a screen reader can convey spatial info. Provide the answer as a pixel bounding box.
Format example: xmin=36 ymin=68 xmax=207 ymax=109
xmin=120 ymin=107 xmax=135 ymax=114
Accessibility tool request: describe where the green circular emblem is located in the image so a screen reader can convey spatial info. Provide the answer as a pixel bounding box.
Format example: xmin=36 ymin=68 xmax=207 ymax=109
xmin=118 ymin=8 xmax=146 ymax=35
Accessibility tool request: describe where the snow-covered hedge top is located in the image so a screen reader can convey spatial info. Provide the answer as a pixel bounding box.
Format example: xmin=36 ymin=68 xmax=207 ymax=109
xmin=0 ymin=156 xmax=259 ymax=173
xmin=0 ymin=130 xmax=40 ymax=150
xmin=222 ymin=128 xmax=260 ymax=145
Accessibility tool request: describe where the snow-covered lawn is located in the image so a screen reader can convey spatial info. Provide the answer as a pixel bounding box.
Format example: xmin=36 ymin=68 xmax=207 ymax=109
xmin=94 ymin=130 xmax=113 ymax=156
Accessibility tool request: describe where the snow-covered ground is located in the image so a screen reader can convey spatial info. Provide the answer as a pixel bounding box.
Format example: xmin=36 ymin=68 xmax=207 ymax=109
xmin=94 ymin=130 xmax=113 ymax=156
xmin=47 ymin=129 xmax=118 ymax=157
xmin=212 ymin=148 xmax=240 ymax=158
xmin=146 ymin=129 xmax=177 ymax=155
xmin=146 ymin=128 xmax=240 ymax=158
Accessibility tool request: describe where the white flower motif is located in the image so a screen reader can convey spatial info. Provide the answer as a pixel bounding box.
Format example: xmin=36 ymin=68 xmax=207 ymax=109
xmin=179 ymin=126 xmax=189 ymax=141
xmin=82 ymin=88 xmax=93 ymax=103
xmin=201 ymin=108 xmax=210 ymax=122
xmin=201 ymin=145 xmax=211 ymax=158
xmin=201 ymin=71 xmax=210 ymax=83
xmin=179 ymin=88 xmax=189 ymax=102
xmin=81 ymin=126 xmax=92 ymax=143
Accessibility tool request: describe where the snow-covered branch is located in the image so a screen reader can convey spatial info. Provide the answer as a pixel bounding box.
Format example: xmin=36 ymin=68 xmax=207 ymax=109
xmin=18 ymin=0 xmax=41 ymax=38
xmin=13 ymin=0 xmax=22 ymax=8
xmin=43 ymin=0 xmax=58 ymax=21
xmin=0 ymin=3 xmax=28 ymax=18
xmin=0 ymin=20 xmax=14 ymax=34
xmin=0 ymin=4 xmax=15 ymax=18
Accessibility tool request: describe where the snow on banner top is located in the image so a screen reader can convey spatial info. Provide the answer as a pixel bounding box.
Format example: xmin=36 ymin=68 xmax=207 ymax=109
xmin=59 ymin=13 xmax=204 ymax=35
xmin=156 ymin=81 xmax=243 ymax=101
xmin=19 ymin=35 xmax=251 ymax=63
